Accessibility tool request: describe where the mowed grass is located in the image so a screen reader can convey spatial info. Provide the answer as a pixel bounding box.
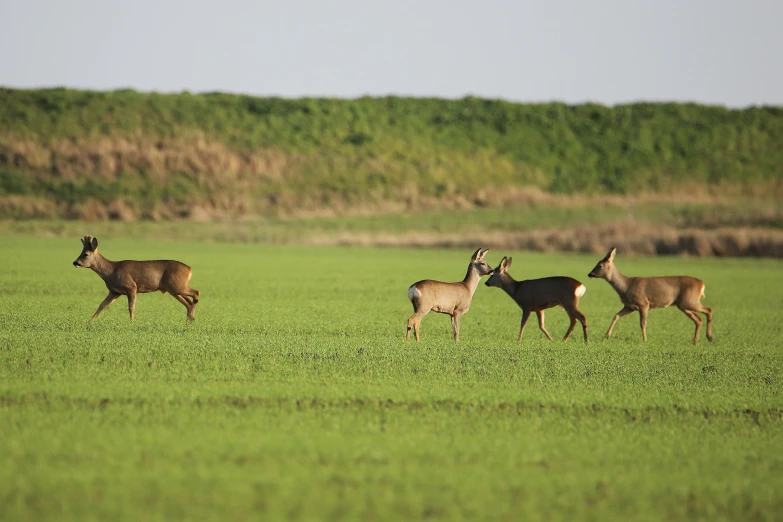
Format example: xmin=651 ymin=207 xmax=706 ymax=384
xmin=0 ymin=236 xmax=781 ymax=521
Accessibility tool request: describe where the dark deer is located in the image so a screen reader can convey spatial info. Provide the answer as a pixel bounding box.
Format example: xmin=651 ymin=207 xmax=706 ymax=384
xmin=406 ymin=248 xmax=493 ymax=342
xmin=73 ymin=235 xmax=200 ymax=322
xmin=588 ymin=247 xmax=712 ymax=343
xmin=485 ymin=256 xmax=588 ymax=342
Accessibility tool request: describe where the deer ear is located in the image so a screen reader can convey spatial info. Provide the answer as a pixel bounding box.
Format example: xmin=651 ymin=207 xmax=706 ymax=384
xmin=605 ymin=247 xmax=616 ymax=262
xmin=479 ymin=248 xmax=489 ymax=259
xmin=471 ymin=248 xmax=482 ymax=261
xmin=505 ymin=257 xmax=512 ymax=269
xmin=80 ymin=238 xmax=86 ymax=247
xmin=91 ymin=237 xmax=98 ymax=251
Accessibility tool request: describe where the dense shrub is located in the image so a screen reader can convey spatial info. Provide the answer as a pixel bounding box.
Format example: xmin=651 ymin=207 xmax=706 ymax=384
xmin=1 ymin=88 xmax=781 ymax=215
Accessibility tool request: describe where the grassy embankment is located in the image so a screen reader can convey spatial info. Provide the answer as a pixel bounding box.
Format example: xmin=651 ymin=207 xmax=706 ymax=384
xmin=1 ymin=88 xmax=782 ymax=254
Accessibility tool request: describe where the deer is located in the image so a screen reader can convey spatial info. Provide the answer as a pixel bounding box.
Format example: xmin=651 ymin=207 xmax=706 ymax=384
xmin=72 ymin=235 xmax=200 ymax=322
xmin=587 ymin=247 xmax=713 ymax=344
xmin=485 ymin=256 xmax=588 ymax=342
xmin=406 ymin=248 xmax=493 ymax=342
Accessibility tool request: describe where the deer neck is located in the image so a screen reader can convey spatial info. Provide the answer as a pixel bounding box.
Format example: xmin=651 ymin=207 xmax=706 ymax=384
xmin=90 ymin=253 xmax=116 ymax=281
xmin=462 ymin=265 xmax=483 ymax=297
xmin=495 ymin=273 xmax=519 ymax=299
xmin=605 ymin=265 xmax=630 ymax=295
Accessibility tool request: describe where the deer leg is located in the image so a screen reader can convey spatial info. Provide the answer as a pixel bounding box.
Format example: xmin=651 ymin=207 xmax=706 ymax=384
xmin=518 ymin=309 xmax=532 ymax=341
xmin=173 ymin=286 xmax=199 ymax=308
xmin=696 ymin=305 xmax=713 ymax=342
xmin=563 ymin=315 xmax=577 ymax=342
xmin=574 ymin=309 xmax=588 ymax=343
xmin=127 ymin=289 xmax=137 ymax=321
xmin=413 ymin=315 xmax=423 ymax=341
xmin=189 ymin=289 xmax=199 ymax=316
xmin=605 ymin=306 xmax=634 ymax=339
xmin=562 ymin=304 xmax=585 ymax=342
xmin=406 ymin=312 xmax=420 ymax=341
xmin=679 ymin=307 xmax=703 ymax=344
xmin=188 ymin=288 xmax=200 ymax=304
xmin=407 ymin=310 xmax=427 ymax=342
xmin=173 ymin=294 xmax=195 ymax=321
xmin=688 ymin=310 xmax=702 ymax=344
xmin=92 ymin=292 xmax=120 ymax=321
xmin=536 ymin=310 xmax=554 ymax=341
xmin=639 ymin=306 xmax=649 ymax=341
xmin=451 ymin=312 xmax=463 ymax=343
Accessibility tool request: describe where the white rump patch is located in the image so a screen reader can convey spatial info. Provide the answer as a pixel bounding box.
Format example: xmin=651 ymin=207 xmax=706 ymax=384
xmin=575 ymin=284 xmax=586 ymax=297
xmin=408 ymin=285 xmax=422 ymax=301
xmin=701 ymin=284 xmax=706 ymax=298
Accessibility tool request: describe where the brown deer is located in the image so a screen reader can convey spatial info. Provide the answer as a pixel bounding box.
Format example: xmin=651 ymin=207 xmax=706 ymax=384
xmin=73 ymin=235 xmax=200 ymax=322
xmin=485 ymin=256 xmax=588 ymax=342
xmin=406 ymin=248 xmax=493 ymax=342
xmin=588 ymin=247 xmax=712 ymax=344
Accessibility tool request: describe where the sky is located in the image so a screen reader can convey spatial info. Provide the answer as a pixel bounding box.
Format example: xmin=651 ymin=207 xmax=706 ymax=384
xmin=2 ymin=0 xmax=782 ymax=108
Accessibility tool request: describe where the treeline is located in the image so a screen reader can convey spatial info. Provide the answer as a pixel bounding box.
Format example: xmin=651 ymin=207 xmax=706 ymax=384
xmin=1 ymin=88 xmax=782 ymax=219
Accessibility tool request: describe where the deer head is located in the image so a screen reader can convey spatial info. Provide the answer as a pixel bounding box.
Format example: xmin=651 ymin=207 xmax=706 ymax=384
xmin=471 ymin=248 xmax=494 ymax=277
xmin=73 ymin=235 xmax=99 ymax=268
xmin=588 ymin=247 xmax=617 ymax=279
xmin=485 ymin=256 xmax=512 ymax=287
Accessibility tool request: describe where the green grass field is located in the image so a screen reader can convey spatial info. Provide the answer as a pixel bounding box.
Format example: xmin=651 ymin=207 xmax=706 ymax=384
xmin=1 ymin=236 xmax=781 ymax=521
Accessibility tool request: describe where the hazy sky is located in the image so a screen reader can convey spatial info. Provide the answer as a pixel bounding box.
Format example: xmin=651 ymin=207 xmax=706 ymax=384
xmin=2 ymin=0 xmax=781 ymax=107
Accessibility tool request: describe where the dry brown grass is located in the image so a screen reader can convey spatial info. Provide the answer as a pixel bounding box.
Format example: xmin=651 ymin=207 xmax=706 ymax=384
xmin=299 ymin=225 xmax=783 ymax=258
xmin=0 ymin=196 xmax=64 ymax=219
xmin=3 ymin=216 xmax=782 ymax=257
xmin=1 ymin=134 xmax=298 ymax=183
xmin=5 ymin=185 xmax=779 ymax=223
